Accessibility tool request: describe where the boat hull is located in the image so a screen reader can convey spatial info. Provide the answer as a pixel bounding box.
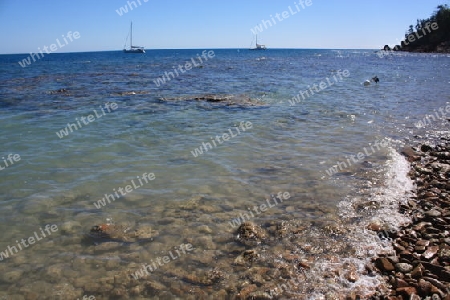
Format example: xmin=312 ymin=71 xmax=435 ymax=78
xmin=123 ymin=48 xmax=145 ymax=53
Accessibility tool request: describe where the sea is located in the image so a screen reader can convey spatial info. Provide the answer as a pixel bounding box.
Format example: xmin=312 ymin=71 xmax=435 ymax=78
xmin=0 ymin=49 xmax=449 ymax=299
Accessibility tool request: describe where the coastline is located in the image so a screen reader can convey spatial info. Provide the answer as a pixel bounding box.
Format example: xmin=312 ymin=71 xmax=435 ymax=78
xmin=370 ymin=142 xmax=450 ymax=299
xmin=383 ymin=46 xmax=450 ymax=54
xmin=380 ymin=42 xmax=450 ymax=56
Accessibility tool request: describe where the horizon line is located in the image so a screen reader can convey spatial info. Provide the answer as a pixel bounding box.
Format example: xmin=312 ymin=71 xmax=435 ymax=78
xmin=0 ymin=48 xmax=381 ymax=55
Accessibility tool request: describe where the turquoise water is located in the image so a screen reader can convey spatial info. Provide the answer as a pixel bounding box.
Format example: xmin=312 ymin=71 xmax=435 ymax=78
xmin=0 ymin=49 xmax=449 ymax=299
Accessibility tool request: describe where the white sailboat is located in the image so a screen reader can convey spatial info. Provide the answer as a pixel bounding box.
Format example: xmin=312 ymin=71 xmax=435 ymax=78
xmin=250 ymin=34 xmax=267 ymax=50
xmin=123 ymin=22 xmax=145 ymax=53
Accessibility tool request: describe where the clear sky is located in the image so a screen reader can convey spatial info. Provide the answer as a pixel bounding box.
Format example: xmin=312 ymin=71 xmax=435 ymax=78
xmin=0 ymin=0 xmax=448 ymax=54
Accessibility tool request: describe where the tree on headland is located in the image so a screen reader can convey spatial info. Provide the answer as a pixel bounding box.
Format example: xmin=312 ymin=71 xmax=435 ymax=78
xmin=396 ymin=4 xmax=450 ymax=53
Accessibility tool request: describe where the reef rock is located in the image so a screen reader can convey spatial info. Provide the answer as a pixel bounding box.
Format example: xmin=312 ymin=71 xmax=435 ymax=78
xmin=236 ymin=222 xmax=266 ymax=246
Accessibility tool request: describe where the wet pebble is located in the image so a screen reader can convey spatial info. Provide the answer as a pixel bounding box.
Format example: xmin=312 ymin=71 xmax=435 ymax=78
xmin=375 ymin=257 xmax=395 ymax=272
xmin=395 ymin=263 xmax=413 ymax=273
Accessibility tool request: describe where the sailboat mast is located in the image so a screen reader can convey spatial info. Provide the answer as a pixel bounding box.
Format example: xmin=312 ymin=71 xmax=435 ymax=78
xmin=130 ymin=22 xmax=133 ymax=47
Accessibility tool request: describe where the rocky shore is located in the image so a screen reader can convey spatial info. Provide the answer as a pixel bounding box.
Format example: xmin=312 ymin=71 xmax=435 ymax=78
xmin=382 ymin=42 xmax=450 ymax=54
xmin=370 ymin=142 xmax=450 ymax=299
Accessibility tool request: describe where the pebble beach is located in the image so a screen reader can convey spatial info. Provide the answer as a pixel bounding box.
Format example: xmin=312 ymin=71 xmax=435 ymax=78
xmin=369 ymin=140 xmax=450 ymax=299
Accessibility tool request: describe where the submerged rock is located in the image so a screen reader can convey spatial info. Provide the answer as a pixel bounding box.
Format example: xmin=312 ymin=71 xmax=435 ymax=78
xmin=236 ymin=222 xmax=266 ymax=246
xmin=234 ymin=250 xmax=259 ymax=266
xmin=159 ymin=94 xmax=268 ymax=108
xmin=48 ymin=88 xmax=69 ymax=94
xmin=86 ymin=223 xmax=154 ymax=243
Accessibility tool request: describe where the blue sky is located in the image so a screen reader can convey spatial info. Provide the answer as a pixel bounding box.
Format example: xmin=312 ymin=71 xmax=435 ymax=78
xmin=0 ymin=0 xmax=448 ymax=54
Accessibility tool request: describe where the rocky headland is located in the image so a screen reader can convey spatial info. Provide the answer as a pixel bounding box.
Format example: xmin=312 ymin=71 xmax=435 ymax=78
xmin=382 ymin=5 xmax=450 ymax=54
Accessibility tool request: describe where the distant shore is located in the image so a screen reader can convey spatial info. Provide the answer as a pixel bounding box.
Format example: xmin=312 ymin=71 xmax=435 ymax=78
xmin=382 ymin=43 xmax=450 ymax=54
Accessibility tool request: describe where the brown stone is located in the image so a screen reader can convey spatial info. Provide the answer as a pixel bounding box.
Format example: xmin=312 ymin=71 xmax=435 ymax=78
xmin=375 ymin=257 xmax=395 ymax=272
xmin=414 ymin=245 xmax=426 ymax=252
xmin=416 ymin=240 xmax=430 ymax=247
xmin=421 ymin=261 xmax=446 ymax=275
xmin=423 ymin=277 xmax=447 ymax=291
xmin=410 ymin=264 xmax=423 ymax=278
xmin=401 ymin=147 xmax=421 ymax=162
xmin=367 ymin=221 xmax=382 ymax=231
xmin=395 ymin=278 xmax=409 ymax=288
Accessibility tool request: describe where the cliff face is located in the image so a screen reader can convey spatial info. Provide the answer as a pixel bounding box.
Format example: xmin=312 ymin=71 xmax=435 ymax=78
xmin=384 ymin=5 xmax=450 ymax=53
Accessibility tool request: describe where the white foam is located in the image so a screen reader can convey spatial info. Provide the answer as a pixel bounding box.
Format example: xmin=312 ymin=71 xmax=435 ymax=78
xmin=277 ymin=146 xmax=416 ymax=298
xmin=370 ymin=148 xmax=414 ymax=226
xmin=313 ymin=147 xmax=415 ymax=297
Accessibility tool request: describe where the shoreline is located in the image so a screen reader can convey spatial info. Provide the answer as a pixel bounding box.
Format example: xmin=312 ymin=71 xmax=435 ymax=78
xmin=370 ymin=142 xmax=450 ymax=299
xmin=381 ymin=49 xmax=450 ymax=55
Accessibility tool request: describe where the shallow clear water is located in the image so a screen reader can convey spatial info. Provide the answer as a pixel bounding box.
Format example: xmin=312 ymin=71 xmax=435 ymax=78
xmin=0 ymin=49 xmax=449 ymax=299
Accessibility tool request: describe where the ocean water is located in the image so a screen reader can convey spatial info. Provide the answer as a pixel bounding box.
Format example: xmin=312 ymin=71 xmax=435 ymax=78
xmin=0 ymin=49 xmax=449 ymax=299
